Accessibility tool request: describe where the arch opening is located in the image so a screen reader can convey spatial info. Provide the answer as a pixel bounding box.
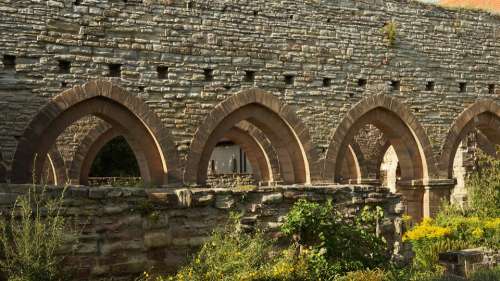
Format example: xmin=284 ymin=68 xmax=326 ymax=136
xmin=11 ymin=81 xmax=180 ymax=186
xmin=325 ymin=107 xmax=430 ymax=184
xmin=440 ymin=102 xmax=500 ymax=179
xmin=206 ymin=126 xmax=273 ymax=184
xmin=324 ymin=95 xmax=435 ymax=221
xmin=68 ymin=122 xmax=151 ymax=186
xmin=87 ymin=135 xmax=142 ymax=186
xmin=185 ymin=89 xmax=317 ymax=186
xmin=440 ymin=101 xmax=500 ymax=204
xmin=379 ymin=145 xmax=400 ymax=193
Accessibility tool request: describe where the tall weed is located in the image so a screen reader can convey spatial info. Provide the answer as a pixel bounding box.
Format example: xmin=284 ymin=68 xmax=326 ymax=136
xmin=0 ymin=185 xmax=73 ymax=281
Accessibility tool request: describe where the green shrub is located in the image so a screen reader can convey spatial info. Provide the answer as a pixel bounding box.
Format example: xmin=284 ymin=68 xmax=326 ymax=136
xmin=138 ymin=201 xmax=391 ymax=281
xmin=0 ymin=185 xmax=74 ymax=281
xmin=335 ymin=269 xmax=386 ymax=281
xmin=281 ymin=200 xmax=389 ymax=277
xmin=411 ymin=265 xmax=500 ymax=281
xmin=142 ymin=214 xmax=310 ymax=281
xmin=466 ymin=150 xmax=500 ymax=218
xmin=403 ymin=149 xmax=500 ymax=279
xmin=468 ymin=266 xmax=500 ymax=281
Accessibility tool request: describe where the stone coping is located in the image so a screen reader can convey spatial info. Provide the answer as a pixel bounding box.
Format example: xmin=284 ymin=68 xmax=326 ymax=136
xmin=0 ymin=183 xmax=401 ymax=208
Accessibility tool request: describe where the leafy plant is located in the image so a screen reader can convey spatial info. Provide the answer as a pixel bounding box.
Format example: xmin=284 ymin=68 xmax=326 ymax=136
xmin=403 ymin=149 xmax=500 ymax=279
xmin=335 ymin=269 xmax=386 ymax=281
xmin=0 ymin=185 xmax=74 ymax=281
xmin=281 ymin=200 xmax=389 ymax=276
xmin=382 ymin=20 xmax=397 ymax=47
xmin=466 ymin=149 xmax=500 ymax=217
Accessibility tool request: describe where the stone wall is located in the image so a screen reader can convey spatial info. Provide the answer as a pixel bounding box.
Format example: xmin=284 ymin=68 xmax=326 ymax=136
xmin=0 ymin=0 xmax=499 ymax=172
xmin=0 ymin=183 xmax=403 ymax=280
xmin=439 ymin=248 xmax=500 ymax=278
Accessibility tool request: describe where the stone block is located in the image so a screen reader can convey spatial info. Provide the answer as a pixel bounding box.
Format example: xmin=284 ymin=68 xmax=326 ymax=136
xmin=261 ymin=192 xmax=283 ymax=204
xmin=215 ymin=194 xmax=234 ymax=209
xmin=89 ymin=189 xmax=106 ymax=199
xmin=0 ymin=193 xmax=17 ymax=205
xmin=144 ymin=231 xmax=172 ymax=249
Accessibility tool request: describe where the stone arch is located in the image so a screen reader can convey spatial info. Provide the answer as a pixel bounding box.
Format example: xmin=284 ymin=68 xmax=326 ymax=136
xmin=68 ymin=121 xmax=151 ymax=185
xmin=324 ymin=94 xmax=436 ymax=183
xmin=184 ymin=88 xmax=318 ymax=185
xmin=339 ymin=144 xmax=362 ymax=183
xmin=11 ymin=80 xmax=180 ymax=185
xmin=476 ymin=131 xmax=498 ymax=158
xmin=236 ymin=121 xmax=282 ymax=182
xmin=376 ymin=140 xmax=393 ymax=177
xmin=221 ymin=127 xmax=272 ymax=182
xmin=439 ymin=99 xmax=500 ymax=178
xmin=44 ymin=146 xmax=68 ymax=185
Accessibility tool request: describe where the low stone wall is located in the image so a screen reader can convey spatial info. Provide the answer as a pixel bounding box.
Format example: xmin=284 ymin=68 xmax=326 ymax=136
xmin=0 ymin=184 xmax=403 ymax=280
xmin=439 ymin=248 xmax=500 ymax=278
xmin=206 ymin=173 xmax=256 ymax=188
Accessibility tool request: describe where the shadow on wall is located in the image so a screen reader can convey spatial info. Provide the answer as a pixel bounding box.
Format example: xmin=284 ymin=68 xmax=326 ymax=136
xmin=0 ymin=153 xmax=6 ymax=183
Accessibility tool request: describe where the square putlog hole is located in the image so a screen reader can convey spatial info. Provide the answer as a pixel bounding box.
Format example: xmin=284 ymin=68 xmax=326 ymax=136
xmin=488 ymin=84 xmax=495 ymax=95
xmin=390 ymin=80 xmax=400 ymax=92
xmin=459 ymin=82 xmax=467 ymax=93
xmin=58 ymin=60 xmax=71 ymax=73
xmin=2 ymin=55 xmax=15 ymax=70
xmin=157 ymin=66 xmax=168 ymax=79
xmin=426 ymin=81 xmax=435 ymax=91
xmin=243 ymin=70 xmax=255 ymax=82
xmin=284 ymin=75 xmax=294 ymax=85
xmin=322 ymin=77 xmax=332 ymax=87
xmin=204 ymin=68 xmax=214 ymax=82
xmin=108 ymin=64 xmax=122 ymax=77
xmin=357 ymin=78 xmax=367 ymax=87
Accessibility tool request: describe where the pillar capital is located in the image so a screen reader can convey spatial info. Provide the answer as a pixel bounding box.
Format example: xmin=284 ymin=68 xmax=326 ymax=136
xmin=395 ymin=178 xmax=456 ymax=221
xmin=346 ymin=178 xmax=381 ymax=185
xmin=397 ymin=178 xmax=456 ymax=189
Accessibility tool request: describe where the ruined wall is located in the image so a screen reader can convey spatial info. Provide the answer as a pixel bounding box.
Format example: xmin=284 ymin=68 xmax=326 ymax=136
xmin=0 ymin=0 xmax=499 ymax=174
xmin=0 ymin=183 xmax=403 ymax=280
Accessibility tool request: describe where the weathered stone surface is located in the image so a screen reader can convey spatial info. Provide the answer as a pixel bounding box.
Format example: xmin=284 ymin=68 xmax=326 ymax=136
xmin=0 ymin=184 xmax=402 ymax=280
xmin=214 ymin=193 xmax=234 ymax=209
xmin=261 ymin=192 xmax=283 ymax=204
xmin=0 ymin=0 xmax=498 ymax=188
xmin=144 ymin=231 xmax=172 ymax=249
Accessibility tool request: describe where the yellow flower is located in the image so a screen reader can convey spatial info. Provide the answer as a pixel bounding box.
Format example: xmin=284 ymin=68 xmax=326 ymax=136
xmin=403 ymin=219 xmax=452 ymax=241
xmin=472 ymin=227 xmax=484 ymax=239
xmin=402 ymin=214 xmax=412 ymax=223
xmin=484 ymin=218 xmax=500 ymax=230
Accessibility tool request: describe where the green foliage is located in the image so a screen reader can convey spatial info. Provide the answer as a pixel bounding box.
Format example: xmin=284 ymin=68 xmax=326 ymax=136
xmin=136 ymin=213 xmax=310 ymax=281
xmin=335 ymin=269 xmax=386 ymax=281
xmin=403 ymin=151 xmax=500 ymax=279
xmin=410 ymin=236 xmax=471 ymax=274
xmin=0 ymin=186 xmax=74 ymax=281
xmin=467 ymin=266 xmax=500 ymax=281
xmin=382 ymin=20 xmax=397 ymax=46
xmin=280 ymin=200 xmax=389 ymax=276
xmin=466 ymin=150 xmax=500 ymax=217
xmin=137 ymin=202 xmax=391 ymax=281
xmin=409 ymin=266 xmax=500 ymax=281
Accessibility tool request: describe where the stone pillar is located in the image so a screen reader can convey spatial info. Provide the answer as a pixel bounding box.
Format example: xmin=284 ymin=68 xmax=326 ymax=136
xmin=396 ymin=181 xmax=424 ymax=222
xmin=397 ymin=179 xmax=455 ymax=221
xmin=423 ymin=179 xmax=455 ymax=218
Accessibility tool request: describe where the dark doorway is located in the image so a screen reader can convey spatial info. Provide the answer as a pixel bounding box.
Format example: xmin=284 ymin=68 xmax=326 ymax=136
xmin=89 ymin=136 xmax=140 ymax=177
